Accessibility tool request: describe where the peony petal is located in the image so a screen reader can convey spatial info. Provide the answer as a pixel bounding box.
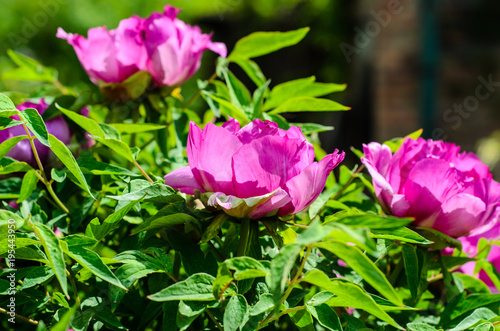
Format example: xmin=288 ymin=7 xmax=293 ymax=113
xmin=432 ymin=193 xmax=486 ymax=237
xmin=390 ymin=194 xmax=410 ymax=217
xmin=221 ymin=117 xmax=240 ymax=134
xmin=187 ymin=122 xmax=242 ymax=195
xmin=206 ymin=189 xmax=285 ymax=219
xmin=249 ymin=188 xmax=291 ymax=218
xmin=279 ymin=150 xmax=345 ymax=215
xmin=232 ymin=135 xmax=312 ymax=198
xmin=164 ymin=166 xmax=204 ymax=195
xmin=236 ymin=119 xmax=278 ymax=144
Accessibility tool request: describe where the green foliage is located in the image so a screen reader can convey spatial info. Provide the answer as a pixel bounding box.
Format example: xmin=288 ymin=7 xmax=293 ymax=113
xmin=0 ymin=23 xmax=493 ymax=331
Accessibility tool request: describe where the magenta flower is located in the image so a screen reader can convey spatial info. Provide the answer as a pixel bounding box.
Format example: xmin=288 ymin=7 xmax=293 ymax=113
xmin=0 ymin=99 xmax=71 ymax=166
xmin=143 ymin=5 xmax=227 ymax=86
xmin=457 ymin=221 xmax=500 ymax=291
xmin=164 ymin=118 xmax=344 ymax=218
xmin=57 ymin=16 xmax=147 ymax=84
xmin=361 ymin=137 xmax=500 ymax=237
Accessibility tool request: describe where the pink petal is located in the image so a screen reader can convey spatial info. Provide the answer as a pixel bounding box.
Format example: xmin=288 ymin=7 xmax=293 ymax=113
xmin=187 ymin=122 xmax=242 ymax=195
xmin=432 ymin=193 xmax=486 ymax=237
xmin=279 ymin=150 xmax=345 ymax=215
xmin=231 ymin=135 xmax=313 ymax=198
xmin=249 ymin=188 xmax=291 ymax=218
xmin=164 ymin=166 xmax=204 ymax=195
xmin=221 ymin=117 xmax=240 ymax=134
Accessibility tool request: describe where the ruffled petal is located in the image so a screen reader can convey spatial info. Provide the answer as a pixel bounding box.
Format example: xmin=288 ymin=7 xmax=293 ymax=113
xmin=279 ymin=150 xmax=345 ymax=215
xmin=232 ymin=135 xmax=312 ymax=198
xmin=164 ymin=166 xmax=204 ymax=195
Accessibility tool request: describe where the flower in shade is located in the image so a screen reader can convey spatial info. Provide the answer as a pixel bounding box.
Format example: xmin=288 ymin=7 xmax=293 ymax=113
xmin=361 ymin=137 xmax=500 ymax=238
xmin=142 ymin=5 xmax=227 ymax=87
xmin=164 ymin=118 xmax=345 ymax=218
xmin=57 ymin=16 xmax=147 ymax=84
xmin=0 ymin=99 xmax=71 ymax=166
xmin=456 ymin=221 xmax=500 ymax=292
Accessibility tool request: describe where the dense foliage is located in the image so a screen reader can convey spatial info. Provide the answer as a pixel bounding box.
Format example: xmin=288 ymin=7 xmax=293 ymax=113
xmin=1 ymin=5 xmax=500 ymax=331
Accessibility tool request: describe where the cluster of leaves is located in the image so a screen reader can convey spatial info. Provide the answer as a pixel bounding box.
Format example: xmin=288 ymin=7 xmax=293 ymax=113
xmin=1 ymin=28 xmax=500 ymax=331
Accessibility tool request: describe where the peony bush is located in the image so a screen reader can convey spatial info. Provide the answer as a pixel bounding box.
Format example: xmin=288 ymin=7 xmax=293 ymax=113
xmin=1 ymin=5 xmax=500 ymax=331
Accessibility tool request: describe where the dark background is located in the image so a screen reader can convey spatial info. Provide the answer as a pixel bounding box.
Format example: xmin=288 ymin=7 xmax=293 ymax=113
xmin=1 ymin=0 xmax=499 ymax=177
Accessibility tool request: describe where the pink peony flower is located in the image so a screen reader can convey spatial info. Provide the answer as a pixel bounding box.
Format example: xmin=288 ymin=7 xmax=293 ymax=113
xmin=58 ymin=5 xmax=226 ymax=89
xmin=164 ymin=118 xmax=344 ymax=218
xmin=0 ymin=99 xmax=71 ymax=166
xmin=143 ymin=5 xmax=227 ymax=86
xmin=361 ymin=137 xmax=500 ymax=238
xmin=57 ymin=16 xmax=148 ymax=84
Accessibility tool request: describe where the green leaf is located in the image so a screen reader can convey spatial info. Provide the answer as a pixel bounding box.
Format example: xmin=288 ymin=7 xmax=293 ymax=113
xmin=306 ymin=303 xmax=342 ymax=331
xmin=51 ymin=167 xmax=66 ymax=183
xmin=250 ymin=293 xmax=274 ymax=316
xmin=231 ymin=57 xmax=267 ymax=87
xmin=224 ymin=295 xmax=249 ymax=331
xmin=415 ymin=227 xmax=462 ymax=250
xmin=32 ymin=222 xmax=68 ymax=298
xmin=383 ymin=129 xmax=423 ymax=153
xmin=441 ymin=293 xmax=500 ymax=326
xmin=200 ymin=213 xmax=229 ymax=244
xmin=0 ymin=158 xmax=33 ymax=175
xmin=474 ymin=323 xmax=494 ymax=331
xmin=327 ymin=213 xmax=413 ymax=230
xmin=50 ymin=305 xmax=77 ymax=331
xmin=165 ymin=229 xmax=218 ymax=277
xmin=177 ymin=301 xmax=206 ymax=331
xmin=222 ymin=69 xmax=252 ymax=111
xmin=0 ymin=117 xmax=23 ymax=130
xmin=229 ymin=27 xmax=310 ymax=59
xmin=108 ymin=183 xmax=177 ymax=204
xmin=0 ymin=135 xmax=28 ymax=159
xmin=149 ymin=273 xmax=217 ymax=301
xmin=302 ymin=270 xmax=402 ymax=329
xmin=20 ymin=266 xmax=54 ymax=290
xmin=0 ymin=93 xmax=17 ymax=111
xmin=453 ymin=273 xmax=490 ymax=294
xmin=449 ymin=308 xmax=497 ymax=331
xmin=402 ymin=244 xmax=420 ymax=300
xmin=99 ymin=123 xmax=121 ymax=139
xmin=109 ymin=123 xmax=166 ymax=134
xmin=315 ymin=241 xmax=403 ymax=307
xmin=269 ymin=97 xmax=349 ymax=114
xmin=87 ymin=198 xmax=144 ymax=242
xmin=297 ymin=123 xmax=334 ymax=135
xmin=264 ymin=76 xmax=346 ymax=111
xmin=62 ymin=241 xmax=126 ymax=290
xmin=48 ymin=134 xmax=94 ymax=199
xmin=270 ymin=243 xmax=302 ymax=306
xmin=202 ymin=91 xmax=249 ymax=124
xmin=0 ymin=236 xmax=40 ymax=254
xmin=3 ymin=49 xmax=56 ymax=82
xmin=406 ymin=323 xmax=438 ymax=331
xmin=251 ymin=79 xmax=271 ymax=120
xmin=92 ymin=136 xmax=136 ymax=162
xmin=289 ymin=308 xmax=315 ymax=330
xmin=58 ymin=105 xmax=104 ymax=138
xmin=371 ymin=227 xmax=433 ymax=244
xmin=17 ymin=169 xmax=39 ymax=203
xmin=18 ymin=108 xmax=50 ymax=147
xmin=77 ymin=157 xmax=139 ymax=177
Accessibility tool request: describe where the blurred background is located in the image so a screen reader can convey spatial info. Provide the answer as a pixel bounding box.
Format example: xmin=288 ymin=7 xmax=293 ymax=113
xmin=1 ymin=0 xmax=500 ymax=177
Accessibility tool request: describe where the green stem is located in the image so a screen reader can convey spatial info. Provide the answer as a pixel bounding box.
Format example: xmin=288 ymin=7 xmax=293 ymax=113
xmin=133 ymin=160 xmax=154 ymax=183
xmin=67 ymin=269 xmax=81 ymax=306
xmin=22 ymin=124 xmax=70 ymax=214
xmin=237 ymin=218 xmax=251 ymax=257
xmin=0 ymin=307 xmax=38 ymax=325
